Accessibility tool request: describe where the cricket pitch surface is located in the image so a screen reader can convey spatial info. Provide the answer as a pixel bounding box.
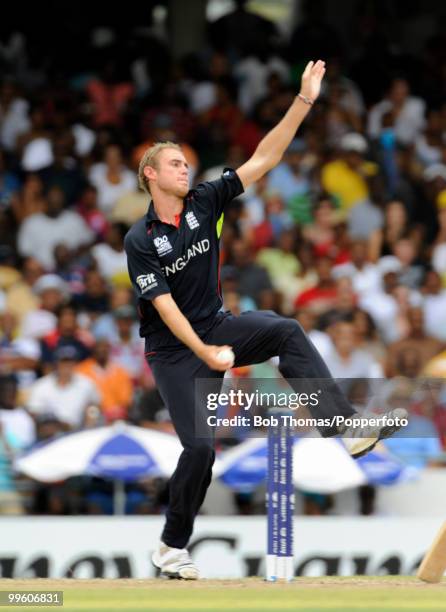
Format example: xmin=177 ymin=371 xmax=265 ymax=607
xmin=0 ymin=577 xmax=445 ymax=611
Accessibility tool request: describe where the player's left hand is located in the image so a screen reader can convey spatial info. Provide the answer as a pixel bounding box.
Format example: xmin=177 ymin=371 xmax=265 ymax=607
xmin=300 ymin=60 xmax=326 ymax=102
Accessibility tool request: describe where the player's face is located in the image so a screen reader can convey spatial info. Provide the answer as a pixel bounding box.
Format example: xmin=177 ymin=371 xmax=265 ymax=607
xmin=152 ymin=148 xmax=189 ymax=197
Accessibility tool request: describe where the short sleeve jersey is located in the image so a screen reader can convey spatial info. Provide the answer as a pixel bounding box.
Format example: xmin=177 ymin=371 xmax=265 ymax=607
xmin=124 ymin=168 xmax=244 ymax=337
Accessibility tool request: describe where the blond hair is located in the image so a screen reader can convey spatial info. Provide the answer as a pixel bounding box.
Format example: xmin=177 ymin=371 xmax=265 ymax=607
xmin=138 ymin=141 xmax=182 ymax=194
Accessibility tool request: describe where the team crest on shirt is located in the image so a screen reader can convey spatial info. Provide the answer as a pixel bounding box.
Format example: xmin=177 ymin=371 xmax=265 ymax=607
xmin=153 ymin=235 xmax=173 ymax=256
xmin=185 ymin=211 xmax=200 ymax=229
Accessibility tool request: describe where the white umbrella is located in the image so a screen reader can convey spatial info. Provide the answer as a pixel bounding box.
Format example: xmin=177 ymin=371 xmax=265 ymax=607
xmin=214 ymin=436 xmax=367 ymax=493
xmin=15 ymin=422 xmax=184 ymax=514
xmin=292 ymin=437 xmax=366 ymax=493
xmin=15 ymin=422 xmax=183 ymax=483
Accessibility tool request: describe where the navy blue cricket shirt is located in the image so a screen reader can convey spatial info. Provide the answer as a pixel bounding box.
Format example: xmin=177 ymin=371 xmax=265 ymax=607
xmin=124 ymin=168 xmax=244 ymax=339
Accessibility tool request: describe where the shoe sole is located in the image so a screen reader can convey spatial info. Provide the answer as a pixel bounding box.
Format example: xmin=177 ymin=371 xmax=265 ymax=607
xmin=160 ymin=569 xmax=199 ymax=580
xmin=350 ymin=413 xmax=407 ymax=459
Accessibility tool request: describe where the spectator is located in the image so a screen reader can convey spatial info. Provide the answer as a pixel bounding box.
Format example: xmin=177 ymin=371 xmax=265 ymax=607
xmin=282 ymin=242 xmax=318 ymax=313
xmin=107 ymin=305 xmax=151 ymax=387
xmin=38 ymin=133 xmax=86 ymax=204
xmin=0 ymin=421 xmax=24 ymax=514
xmin=88 ymin=144 xmax=137 ymax=216
xmin=76 ymin=185 xmax=109 ymax=241
xmin=0 ymin=375 xmax=35 ymax=448
xmin=267 ymin=139 xmax=312 ymax=225
xmin=302 ymin=196 xmax=338 ymax=259
xmin=324 ymin=317 xmax=384 ymax=378
xmin=332 ymin=239 xmax=382 ymax=296
xmin=256 ymin=229 xmax=300 ymax=304
xmin=351 ymin=308 xmax=386 ymax=365
xmin=224 ymin=239 xmax=274 ymax=307
xmin=91 ymin=286 xmax=134 ymax=338
xmin=412 ymin=381 xmax=446 ymax=448
xmin=386 ymin=307 xmax=444 ymax=377
xmin=295 ymin=307 xmax=333 ymax=362
xmin=208 ymin=0 xmax=279 ymax=59
xmin=422 ymin=269 xmax=446 ymax=341
xmin=367 ymin=77 xmax=425 ymax=145
xmin=432 ymin=190 xmax=446 ymax=280
xmin=20 ymin=274 xmax=68 ymax=340
xmin=415 ymin=109 xmax=444 ymax=167
xmin=40 ymin=304 xmax=92 ymax=367
xmin=27 ymin=345 xmax=99 ymax=429
xmin=5 ymin=257 xmax=43 ymax=326
xmin=251 ymin=192 xmax=293 ymax=251
xmin=423 ymin=348 xmax=446 ymax=379
xmin=10 ymin=173 xmax=46 ymax=222
xmin=321 ymin=132 xmax=378 ymax=213
xmin=360 ymin=272 xmax=422 ymax=343
xmin=85 ymin=61 xmax=134 ymax=128
xmin=382 ymin=381 xmax=442 ymax=468
xmin=17 ymin=185 xmax=94 ymax=270
xmin=294 ymin=256 xmax=338 ymax=314
xmin=0 ymin=311 xmax=40 ymax=391
xmin=379 ymin=237 xmax=424 ymax=289
xmin=369 ymin=200 xmax=421 ymax=262
xmin=71 ymin=269 xmax=110 ymax=319
xmin=76 ymin=338 xmax=133 ymax=422
xmin=240 ymin=174 xmax=268 ymax=232
xmin=0 ymin=150 xmax=20 ymax=211
xmin=131 ymin=388 xmax=173 ymax=433
xmin=0 ymin=80 xmax=30 ymax=152
xmin=53 ymin=244 xmax=90 ymax=295
xmin=91 ymin=222 xmax=129 ymax=283
xmin=321 ymin=56 xmax=365 ymax=119
xmin=317 ymin=277 xmax=358 ymax=326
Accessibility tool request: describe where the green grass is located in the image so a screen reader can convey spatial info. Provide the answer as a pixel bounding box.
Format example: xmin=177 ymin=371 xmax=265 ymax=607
xmin=1 ymin=577 xmax=445 ymax=612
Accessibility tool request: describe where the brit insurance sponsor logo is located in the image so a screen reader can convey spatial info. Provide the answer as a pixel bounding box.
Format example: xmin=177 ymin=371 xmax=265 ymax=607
xmin=136 ymin=273 xmax=158 ymax=294
xmin=162 ymin=238 xmax=210 ymax=278
xmin=185 ymin=211 xmax=200 ymax=229
xmin=153 ymin=234 xmax=173 ymax=256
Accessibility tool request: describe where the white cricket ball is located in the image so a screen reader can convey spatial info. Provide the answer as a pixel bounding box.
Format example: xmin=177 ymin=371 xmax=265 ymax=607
xmin=216 ymin=348 xmax=235 ymax=367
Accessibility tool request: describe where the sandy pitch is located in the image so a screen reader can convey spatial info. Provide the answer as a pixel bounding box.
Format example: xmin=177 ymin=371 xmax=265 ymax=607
xmin=0 ymin=577 xmax=445 ymax=590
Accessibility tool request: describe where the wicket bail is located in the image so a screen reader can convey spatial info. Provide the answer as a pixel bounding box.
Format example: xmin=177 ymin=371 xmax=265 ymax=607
xmin=266 ymin=408 xmax=295 ymax=582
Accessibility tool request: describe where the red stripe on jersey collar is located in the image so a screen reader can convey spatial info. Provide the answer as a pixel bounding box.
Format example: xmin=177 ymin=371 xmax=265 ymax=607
xmin=145 ymin=198 xmax=189 ymax=229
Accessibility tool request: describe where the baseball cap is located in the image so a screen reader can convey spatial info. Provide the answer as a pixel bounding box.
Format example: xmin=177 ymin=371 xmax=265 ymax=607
xmin=423 ymin=164 xmax=446 ymax=182
xmin=33 ymin=274 xmax=69 ymax=298
xmin=340 ymin=133 xmax=368 ymax=154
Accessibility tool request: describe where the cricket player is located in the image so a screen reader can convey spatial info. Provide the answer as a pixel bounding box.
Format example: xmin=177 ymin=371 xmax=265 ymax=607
xmin=125 ymin=61 xmax=405 ymax=579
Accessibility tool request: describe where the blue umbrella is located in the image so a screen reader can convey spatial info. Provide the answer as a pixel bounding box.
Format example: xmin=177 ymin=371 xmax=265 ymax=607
xmin=15 ymin=422 xmax=183 ymax=513
xmin=356 ymin=448 xmax=419 ymax=485
xmin=214 ymin=437 xmax=418 ymax=493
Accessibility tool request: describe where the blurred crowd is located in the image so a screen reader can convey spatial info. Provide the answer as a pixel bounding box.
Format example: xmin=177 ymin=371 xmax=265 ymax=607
xmin=2 ymin=2 xmax=446 ymax=516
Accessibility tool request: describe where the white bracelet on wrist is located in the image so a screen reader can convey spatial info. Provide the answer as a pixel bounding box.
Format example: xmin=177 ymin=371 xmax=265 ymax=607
xmin=297 ymin=93 xmax=314 ymax=105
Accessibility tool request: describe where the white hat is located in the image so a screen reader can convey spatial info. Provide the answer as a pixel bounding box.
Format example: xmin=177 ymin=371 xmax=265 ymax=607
xmin=33 ymin=274 xmax=69 ymax=298
xmin=21 ymin=138 xmax=54 ymax=171
xmin=423 ymin=164 xmax=446 ymax=182
xmin=340 ymin=133 xmax=368 ymax=154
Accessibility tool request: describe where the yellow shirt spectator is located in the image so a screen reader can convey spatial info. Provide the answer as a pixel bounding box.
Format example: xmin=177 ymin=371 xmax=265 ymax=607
xmin=321 ymin=132 xmax=378 ymax=213
xmin=321 ymin=159 xmax=370 ymax=211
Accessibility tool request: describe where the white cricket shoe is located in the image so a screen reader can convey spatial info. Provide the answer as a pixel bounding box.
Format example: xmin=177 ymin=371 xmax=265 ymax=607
xmin=152 ymin=541 xmax=199 ymax=580
xmin=341 ymin=408 xmax=408 ymax=459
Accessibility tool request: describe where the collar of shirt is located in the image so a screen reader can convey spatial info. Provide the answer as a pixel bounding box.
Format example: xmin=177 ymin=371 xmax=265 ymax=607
xmin=145 ymin=196 xmax=191 ymax=230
